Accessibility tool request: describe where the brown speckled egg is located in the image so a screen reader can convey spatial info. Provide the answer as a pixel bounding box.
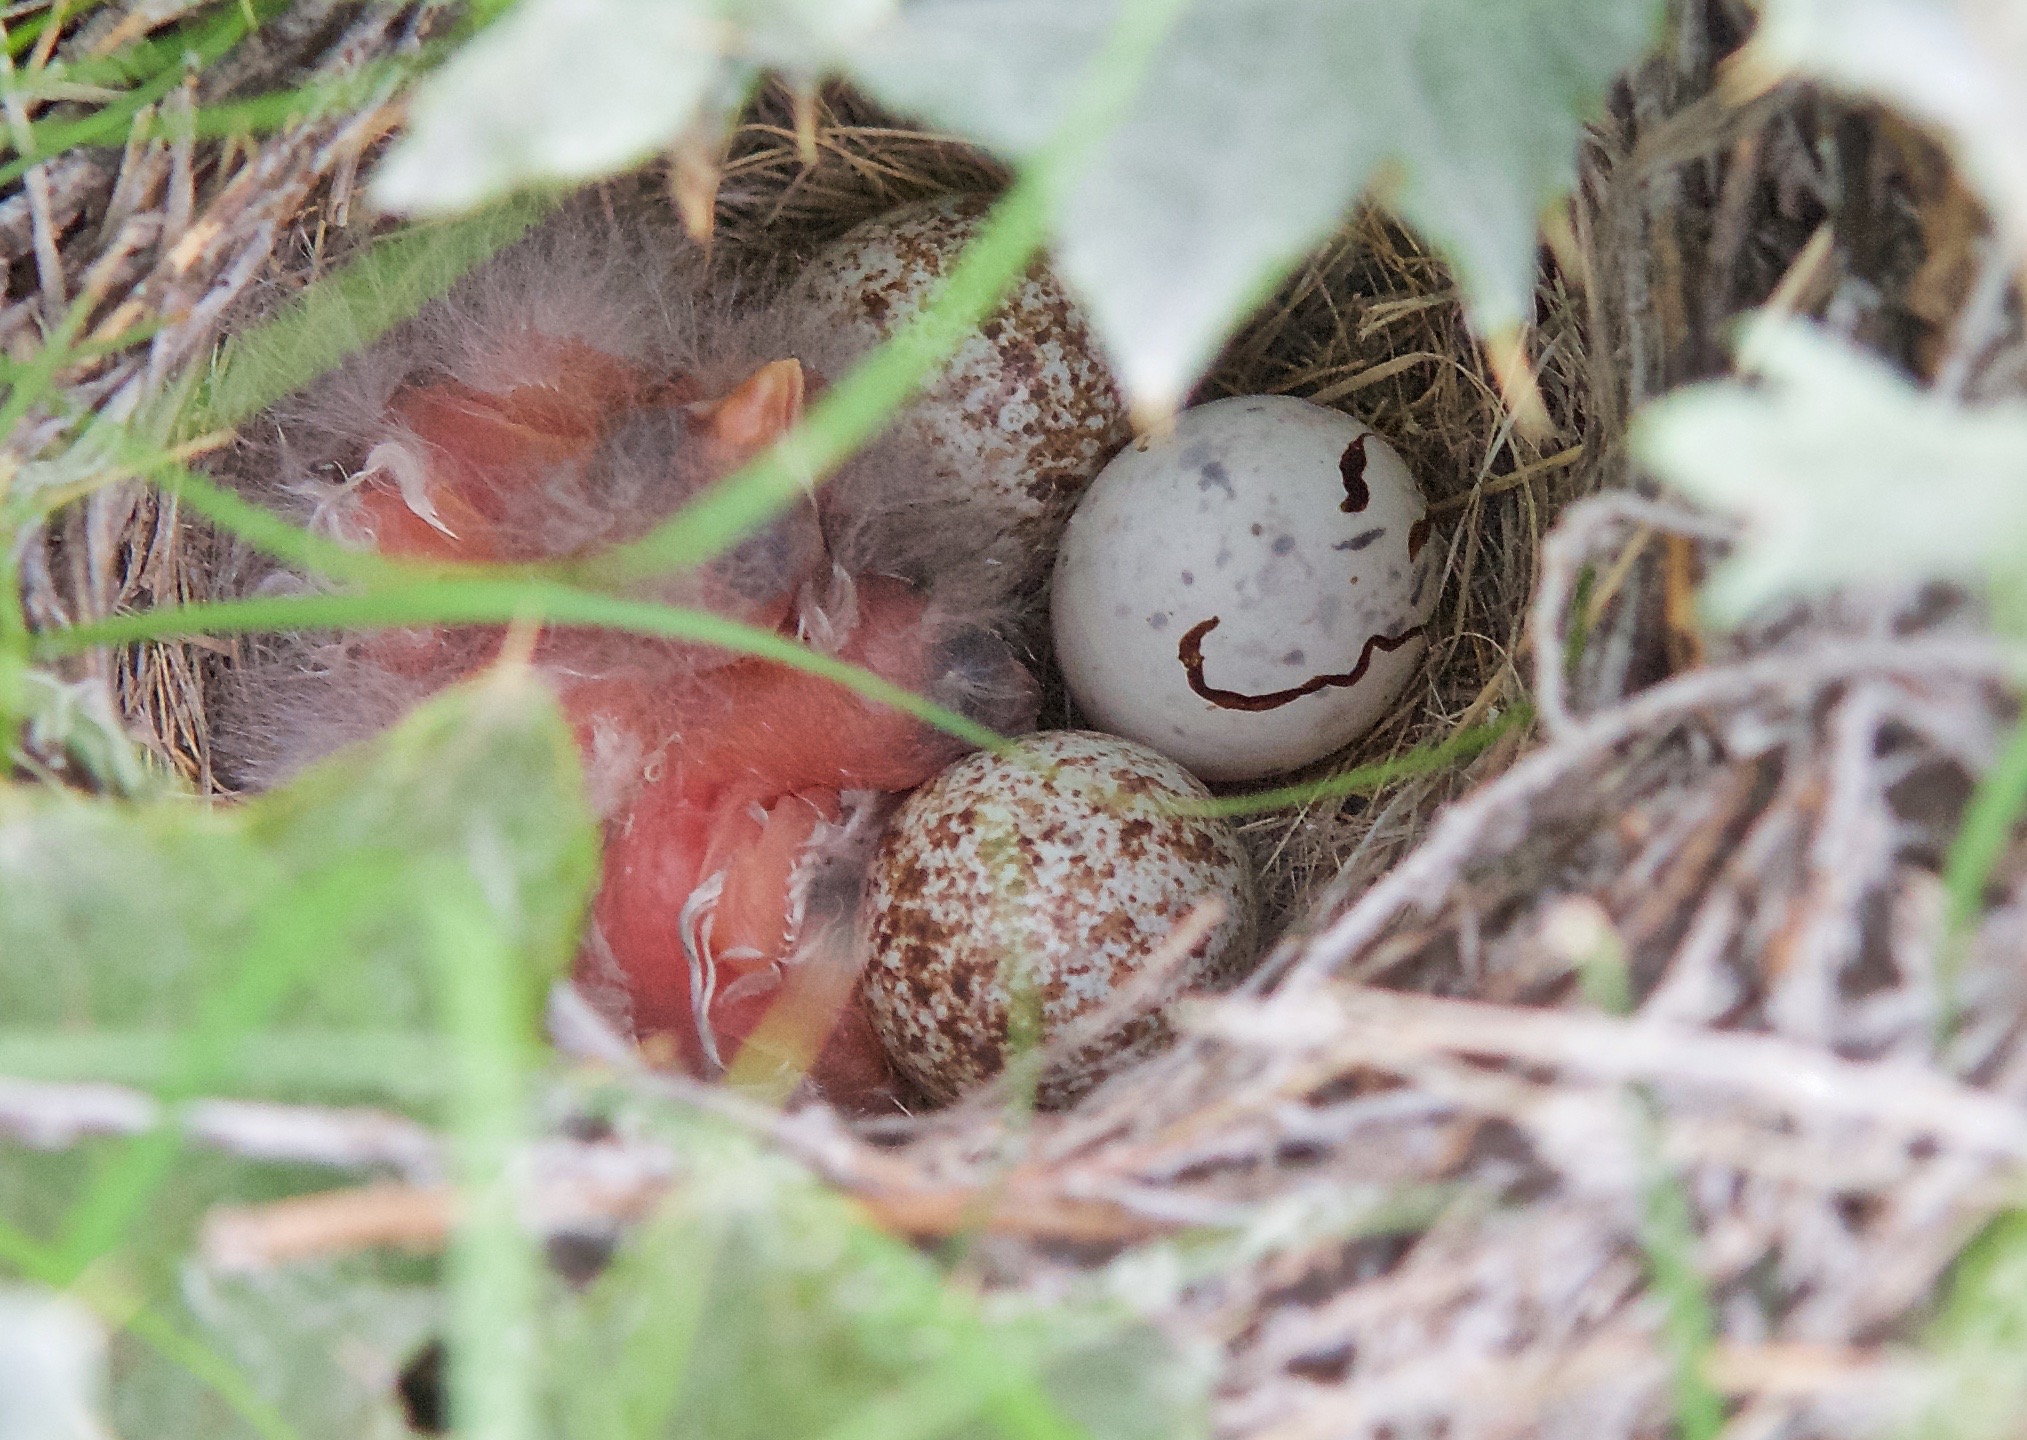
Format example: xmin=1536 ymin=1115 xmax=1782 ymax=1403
xmin=790 ymin=195 xmax=1131 ymax=597
xmin=861 ymin=730 xmax=1257 ymax=1108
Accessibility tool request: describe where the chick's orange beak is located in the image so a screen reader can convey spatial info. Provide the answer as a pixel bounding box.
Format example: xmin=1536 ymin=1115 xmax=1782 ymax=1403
xmin=690 ymin=358 xmax=806 ymax=469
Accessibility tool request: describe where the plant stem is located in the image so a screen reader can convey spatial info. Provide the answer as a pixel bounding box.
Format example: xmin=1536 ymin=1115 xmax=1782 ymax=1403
xmin=1938 ymin=704 xmax=2027 ymax=1044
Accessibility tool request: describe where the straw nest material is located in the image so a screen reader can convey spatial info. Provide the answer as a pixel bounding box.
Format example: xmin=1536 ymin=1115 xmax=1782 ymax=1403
xmin=14 ymin=1 xmax=2027 ymax=1434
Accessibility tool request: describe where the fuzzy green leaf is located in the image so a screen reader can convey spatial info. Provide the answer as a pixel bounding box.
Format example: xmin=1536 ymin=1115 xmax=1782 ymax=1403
xmin=0 ymin=669 xmax=595 ymax=1047
xmin=548 ymin=1118 xmax=1207 ymax=1440
xmin=106 ymin=1262 xmax=438 ymax=1440
xmin=372 ymin=0 xmax=899 ymax=215
xmin=1635 ymin=319 xmax=2027 ymax=622
xmin=846 ymin=0 xmax=1662 ymax=404
xmin=0 ymin=1287 xmax=106 ymax=1440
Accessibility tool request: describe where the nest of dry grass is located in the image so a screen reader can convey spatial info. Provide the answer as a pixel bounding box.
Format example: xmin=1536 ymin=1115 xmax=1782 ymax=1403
xmin=706 ymin=82 xmax=1590 ymax=933
xmin=15 ymin=1 xmax=2027 ymax=1435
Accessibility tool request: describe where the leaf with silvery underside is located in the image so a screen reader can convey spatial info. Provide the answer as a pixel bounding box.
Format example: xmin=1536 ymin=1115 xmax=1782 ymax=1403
xmin=1747 ymin=1 xmax=2027 ymax=247
xmin=13 ymin=667 xmax=166 ymax=798
xmin=98 ymin=1259 xmax=437 ymax=1440
xmin=548 ymin=1112 xmax=1206 ymax=1440
xmin=844 ymin=0 xmax=1662 ymax=406
xmin=0 ymin=669 xmax=593 ymax=1057
xmin=0 ymin=1287 xmax=106 ymax=1440
xmin=372 ymin=0 xmax=899 ymax=215
xmin=1634 ymin=319 xmax=2027 ymax=624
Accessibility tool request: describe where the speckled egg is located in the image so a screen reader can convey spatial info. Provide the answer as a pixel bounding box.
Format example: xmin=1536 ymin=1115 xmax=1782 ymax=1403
xmin=1052 ymin=396 xmax=1438 ymax=783
xmin=861 ymin=731 xmax=1256 ymax=1107
xmin=790 ymin=194 xmax=1130 ymax=594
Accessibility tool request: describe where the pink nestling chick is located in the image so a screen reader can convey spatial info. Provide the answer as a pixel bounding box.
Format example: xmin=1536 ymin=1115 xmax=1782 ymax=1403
xmin=213 ymin=202 xmax=1040 ymax=1106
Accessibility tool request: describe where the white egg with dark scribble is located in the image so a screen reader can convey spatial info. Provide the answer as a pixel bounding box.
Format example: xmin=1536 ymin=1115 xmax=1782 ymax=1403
xmin=1051 ymin=395 xmax=1437 ymax=783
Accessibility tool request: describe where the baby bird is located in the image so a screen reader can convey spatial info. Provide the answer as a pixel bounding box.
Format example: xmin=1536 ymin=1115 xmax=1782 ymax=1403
xmin=214 ymin=202 xmax=1039 ymax=1106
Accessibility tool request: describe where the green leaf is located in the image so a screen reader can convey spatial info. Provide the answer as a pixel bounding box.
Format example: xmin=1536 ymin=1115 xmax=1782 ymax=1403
xmin=371 ymin=0 xmax=1654 ymax=399
xmin=548 ymin=1117 xmax=1205 ymax=1440
xmin=0 ymin=1286 xmax=106 ymax=1440
xmin=1747 ymin=1 xmax=2027 ymax=249
xmin=0 ymin=789 xmax=286 ymax=1031
xmin=371 ymin=0 xmax=899 ymax=215
xmin=244 ymin=669 xmax=597 ymax=1031
xmin=1917 ymin=1209 xmax=2027 ymax=1440
xmin=0 ymin=668 xmax=596 ymax=1044
xmin=846 ymin=0 xmax=1662 ymax=404
xmin=372 ymin=0 xmax=733 ymax=215
xmin=12 ymin=667 xmax=167 ymax=799
xmin=108 ymin=1262 xmax=437 ymax=1440
xmin=1634 ymin=319 xmax=2027 ymax=623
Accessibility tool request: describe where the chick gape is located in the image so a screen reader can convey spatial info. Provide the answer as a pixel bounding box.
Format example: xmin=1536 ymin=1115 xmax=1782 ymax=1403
xmin=346 ymin=340 xmax=985 ymax=1098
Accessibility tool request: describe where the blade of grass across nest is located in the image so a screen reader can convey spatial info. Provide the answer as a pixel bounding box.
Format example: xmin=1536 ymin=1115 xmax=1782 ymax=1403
xmin=175 ymin=60 xmax=413 ymax=142
xmin=1632 ymin=1090 xmax=1725 ymax=1440
xmin=580 ymin=177 xmax=1051 ymax=585
xmin=31 ymin=582 xmax=1012 ymax=754
xmin=1185 ymin=704 xmax=1532 ymax=819
xmin=188 ymin=194 xmax=556 ymax=433
xmin=143 ymin=456 xmax=393 ymax=583
xmin=37 ymin=0 xmax=1191 ymax=762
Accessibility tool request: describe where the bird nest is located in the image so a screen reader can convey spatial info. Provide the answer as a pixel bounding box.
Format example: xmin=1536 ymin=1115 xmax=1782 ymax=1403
xmin=13 ymin=2 xmax=2027 ymax=1435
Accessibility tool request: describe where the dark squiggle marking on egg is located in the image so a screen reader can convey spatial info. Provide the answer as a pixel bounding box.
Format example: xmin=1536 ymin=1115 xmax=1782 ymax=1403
xmin=1178 ymin=616 xmax=1425 ymax=713
xmin=1339 ymin=434 xmax=1372 ymax=513
xmin=1407 ymin=515 xmax=1433 ymax=561
xmin=1335 ymin=527 xmax=1385 ymax=553
xmin=1198 ymin=459 xmax=1235 ymax=498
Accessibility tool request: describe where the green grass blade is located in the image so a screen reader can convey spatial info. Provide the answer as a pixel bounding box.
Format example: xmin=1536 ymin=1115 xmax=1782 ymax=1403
xmin=30 ymin=579 xmax=1011 ymax=752
xmin=189 ymin=195 xmax=554 ymax=431
xmin=0 ymin=321 xmax=163 ymax=389
xmin=1631 ymin=1089 xmax=1725 ymax=1440
xmin=0 ymin=547 xmax=27 ymax=758
xmin=145 ymin=455 xmax=395 ymax=582
xmin=1576 ymin=923 xmax=1725 ymax=1435
xmin=174 ymin=59 xmax=406 ymax=140
xmin=1938 ymin=706 xmax=2027 ymax=1042
xmin=431 ymin=885 xmax=538 ymax=1440
xmin=582 ymin=183 xmax=1052 ymax=586
xmin=0 ymin=0 xmax=287 ymax=190
xmin=1186 ymin=704 xmax=1532 ymax=819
